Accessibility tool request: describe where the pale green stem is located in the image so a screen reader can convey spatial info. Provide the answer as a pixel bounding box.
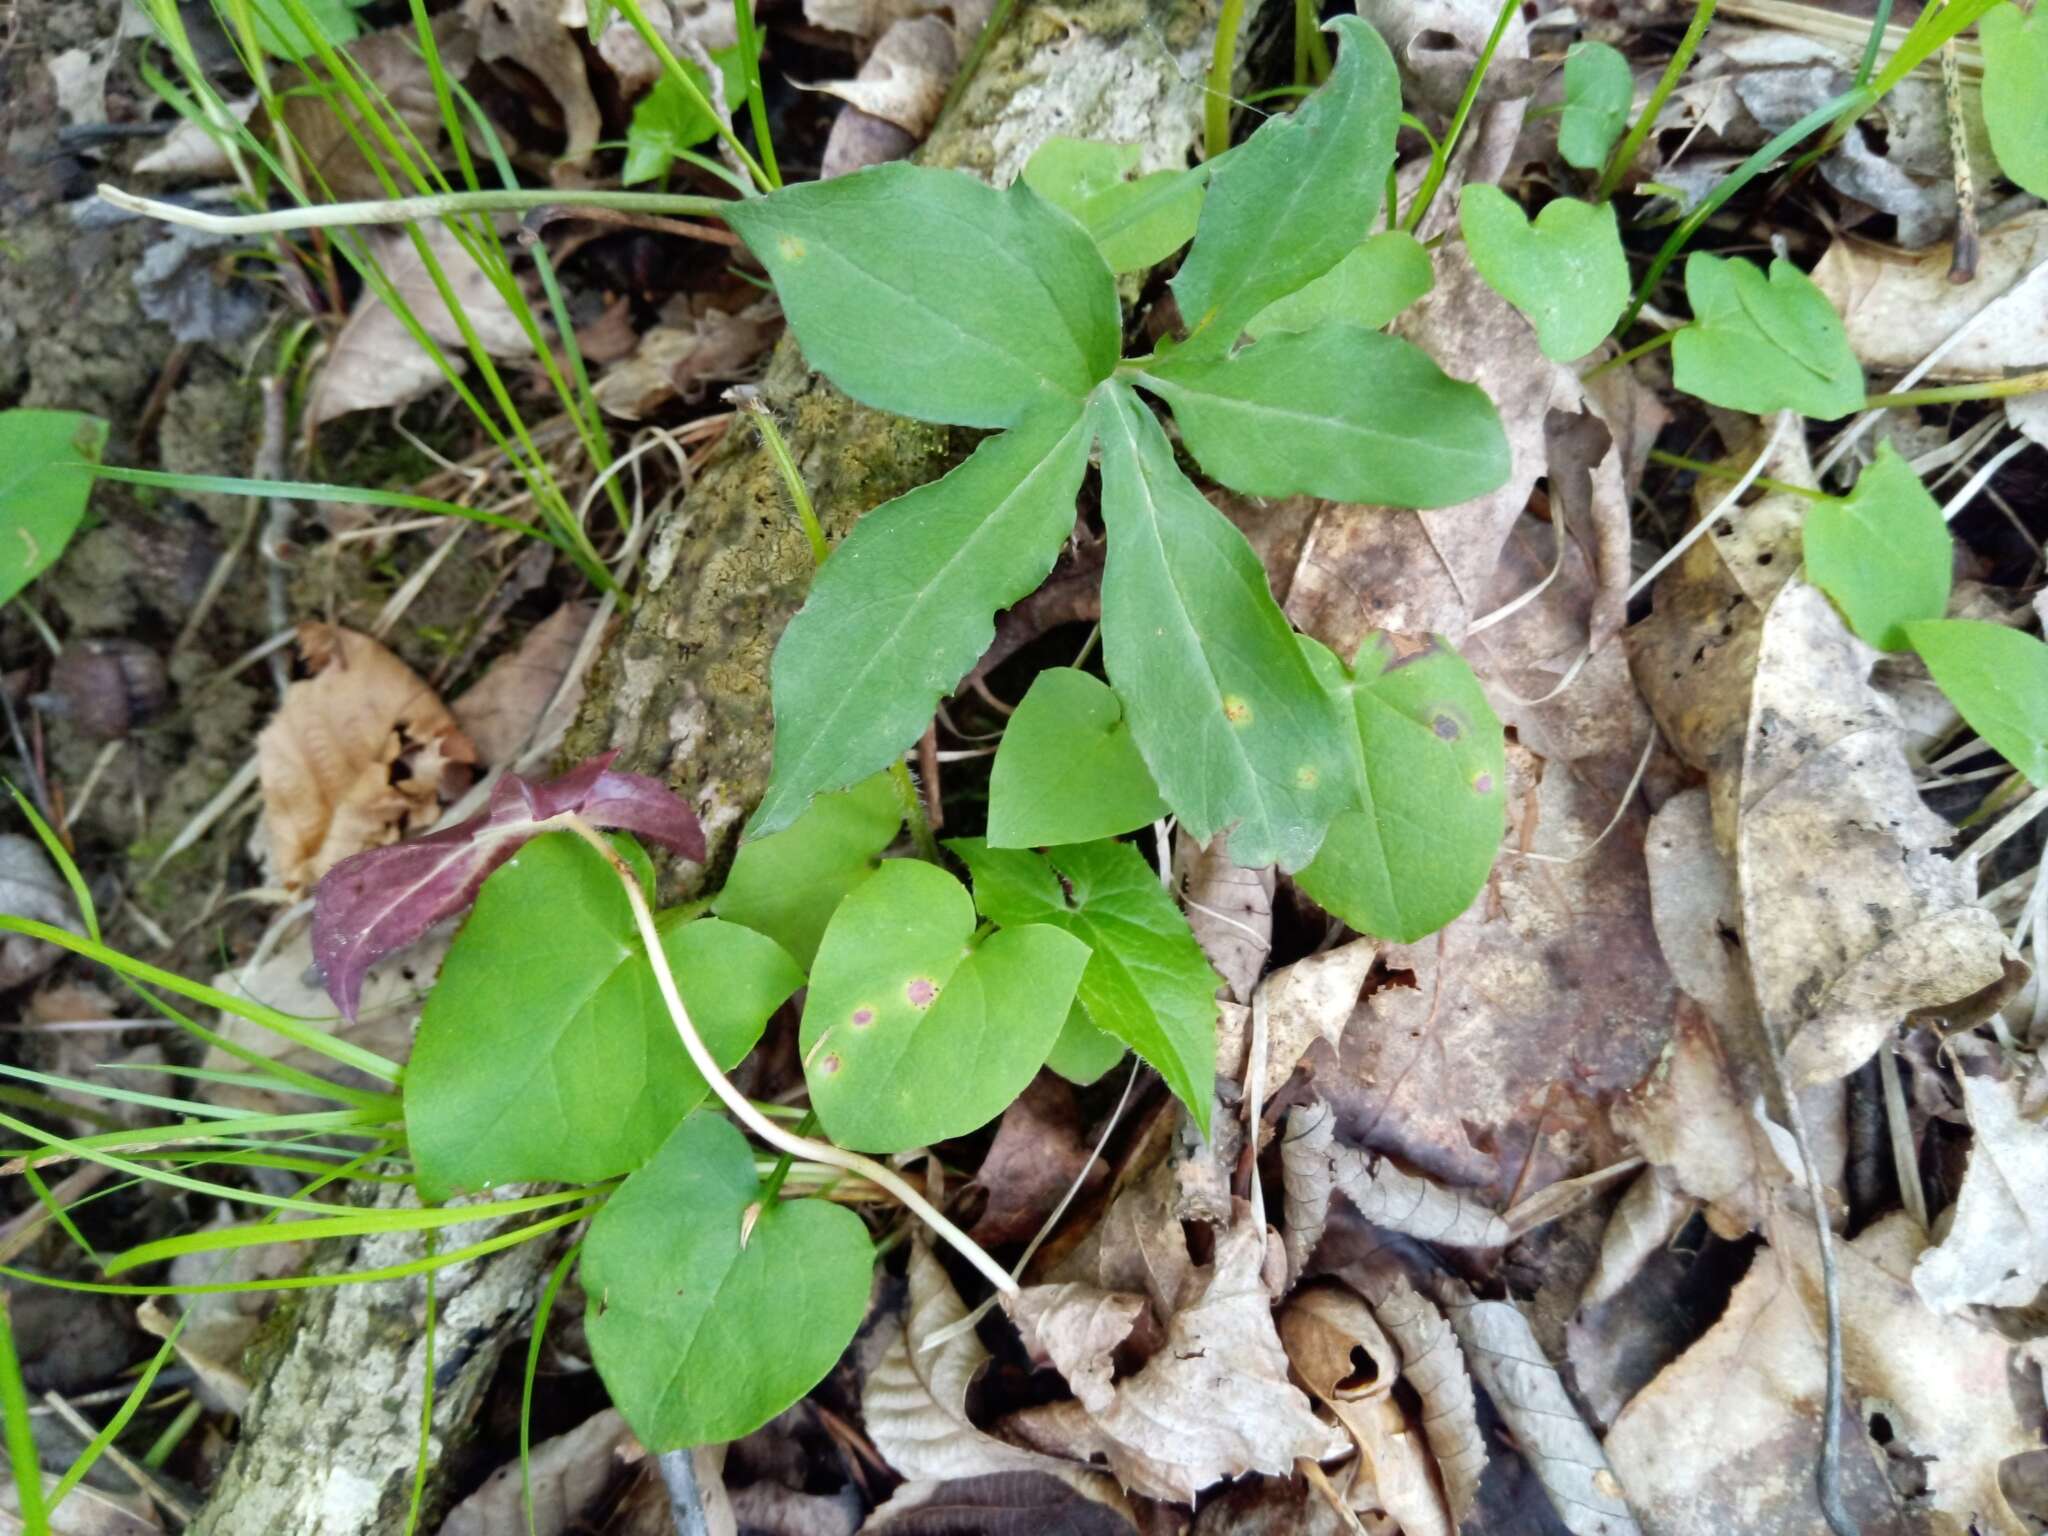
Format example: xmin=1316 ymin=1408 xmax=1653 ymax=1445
xmin=94 ymin=184 xmax=726 ymax=236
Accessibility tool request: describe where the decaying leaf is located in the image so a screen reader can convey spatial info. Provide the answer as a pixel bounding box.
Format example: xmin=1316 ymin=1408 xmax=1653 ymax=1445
xmin=810 ymin=15 xmax=956 ymax=138
xmin=970 ymin=1074 xmax=1109 ymax=1247
xmin=439 ymin=1409 xmax=637 ymax=1536
xmin=865 ymin=1239 xmax=1078 ymax=1482
xmin=269 ymin=21 xmax=475 ymax=199
xmin=1176 ymin=831 xmax=1273 ymax=1004
xmin=1009 ymin=1283 xmax=1143 ymax=1415
xmin=257 ymin=624 xmax=477 ymax=893
xmin=0 ymin=835 xmax=83 ymax=990
xmin=594 ymin=299 xmax=779 ymax=419
xmin=1342 ymin=1274 xmax=1488 ymax=1524
xmin=451 ymin=600 xmax=599 ymax=766
xmin=1048 ymin=1156 xmax=1195 ymax=1321
xmin=1437 ymin=1282 xmax=1642 ymax=1536
xmin=1229 ymin=939 xmax=1376 ymax=1088
xmin=307 ymin=221 xmax=537 ymax=427
xmin=310 ymin=751 xmax=705 ymax=1021
xmin=1912 ymin=1033 xmax=2048 ymax=1313
xmin=468 ymin=0 xmax=601 ymax=164
xmin=859 ymin=1472 xmax=1135 ymax=1535
xmin=1281 ymin=1100 xmax=1510 ymax=1283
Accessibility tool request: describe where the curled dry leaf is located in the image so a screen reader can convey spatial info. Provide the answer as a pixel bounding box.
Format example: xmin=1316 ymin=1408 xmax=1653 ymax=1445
xmin=308 ymin=221 xmax=537 ymax=427
xmin=269 ymin=21 xmax=474 ymax=199
xmin=439 ymin=1408 xmax=636 ymax=1536
xmin=1176 ymin=830 xmax=1273 ymax=1004
xmin=451 ymin=600 xmax=599 ymax=766
xmin=1575 ymin=1166 xmax=1695 ymax=1313
xmin=970 ymin=1074 xmax=1109 ymax=1247
xmin=258 ymin=624 xmax=476 ymax=894
xmin=311 ymin=750 xmax=705 ymax=1021
xmin=859 ymin=1472 xmax=1136 ymax=1535
xmin=1281 ymin=1100 xmax=1510 ymax=1284
xmin=467 ymin=0 xmax=601 ymax=165
xmin=1048 ymin=1156 xmax=1195 ymax=1321
xmin=1009 ymin=1283 xmax=1143 ymax=1415
xmin=1436 ymin=1281 xmax=1642 ymax=1536
xmin=1912 ymin=1033 xmax=2048 ymax=1313
xmin=1346 ymin=1274 xmax=1487 ymax=1524
xmin=135 ymin=96 xmax=256 ymax=178
xmin=1232 ymin=938 xmax=1376 ymax=1089
xmin=810 ymin=15 xmax=956 ymax=138
xmin=594 ymin=299 xmax=779 ymax=419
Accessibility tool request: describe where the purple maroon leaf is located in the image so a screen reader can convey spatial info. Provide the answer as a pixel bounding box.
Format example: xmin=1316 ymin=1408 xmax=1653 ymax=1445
xmin=311 ymin=752 xmax=706 ymax=1021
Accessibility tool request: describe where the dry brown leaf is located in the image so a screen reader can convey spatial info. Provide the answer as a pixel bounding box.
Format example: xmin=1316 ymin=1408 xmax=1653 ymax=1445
xmin=970 ymin=1074 xmax=1108 ymax=1247
xmin=439 ymin=1408 xmax=636 ymax=1536
xmin=1048 ymin=1156 xmax=1194 ymax=1321
xmin=1009 ymin=1283 xmax=1143 ymax=1415
xmin=1912 ymin=1034 xmax=2048 ymax=1312
xmin=0 ymin=835 xmax=82 ymax=990
xmin=1176 ymin=831 xmax=1272 ymax=1004
xmin=308 ymin=222 xmax=537 ymax=427
xmin=1812 ymin=213 xmax=2048 ymax=378
xmin=859 ymin=1472 xmax=1136 ymax=1535
xmin=0 ymin=1475 xmax=160 ymax=1536
xmin=451 ymin=600 xmax=598 ymax=766
xmin=1437 ymin=1283 xmax=1642 ymax=1536
xmin=271 ymin=22 xmax=474 ymax=199
xmin=468 ymin=0 xmax=601 ymax=165
xmin=1281 ymin=1100 xmax=1510 ymax=1284
xmin=865 ymin=1239 xmax=1079 ymax=1483
xmin=802 ymin=0 xmax=943 ymax=38
xmin=257 ymin=624 xmax=475 ymax=892
xmin=1357 ymin=1276 xmax=1487 ymax=1525
xmin=1235 ymin=939 xmax=1376 ymax=1089
xmin=1576 ymin=1167 xmax=1695 ymax=1313
xmin=810 ymin=15 xmax=956 ymax=137
xmin=594 ymin=299 xmax=779 ymax=418
xmin=1016 ymin=1215 xmax=1346 ymax=1504
xmin=134 ymin=96 xmax=256 ymax=178
xmin=588 ymin=0 xmax=738 ymax=94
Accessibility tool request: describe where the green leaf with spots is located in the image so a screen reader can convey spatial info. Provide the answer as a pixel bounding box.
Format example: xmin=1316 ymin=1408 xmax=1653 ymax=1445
xmin=1905 ymin=620 xmax=2048 ymax=789
xmin=1022 ymin=138 xmax=1208 ymax=273
xmin=1672 ymin=254 xmax=1864 ymax=420
xmin=1046 ymin=1002 xmax=1127 ymax=1085
xmin=988 ymin=669 xmax=1168 ymax=848
xmin=2 ymin=410 xmax=105 ymax=609
xmin=750 ymin=401 xmax=1091 ymax=838
xmin=1244 ymin=231 xmax=1434 ymax=338
xmin=1458 ymin=187 xmax=1630 ymax=362
xmin=1138 ymin=326 xmax=1509 ymax=509
xmin=623 ymin=46 xmax=749 ymax=185
xmin=1983 ymin=3 xmax=2048 ymax=199
xmin=583 ymin=1112 xmax=873 ymax=1449
xmin=800 ymin=859 xmax=1088 ymax=1152
xmin=1804 ymin=442 xmax=1952 ymax=652
xmin=722 ymin=164 xmax=1121 ymax=428
xmin=406 ymin=834 xmax=804 ymax=1196
xmin=1296 ymin=634 xmax=1506 ymax=943
xmin=950 ymin=837 xmax=1218 ymax=1132
xmin=1171 ymin=15 xmax=1401 ymax=355
xmin=1558 ymin=41 xmax=1633 ymax=171
xmin=715 ymin=773 xmax=901 ymax=970
xmin=1092 ymin=382 xmax=1354 ymax=871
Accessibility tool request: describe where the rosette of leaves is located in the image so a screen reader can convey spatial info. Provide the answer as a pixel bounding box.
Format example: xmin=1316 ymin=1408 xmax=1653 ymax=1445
xmin=727 ymin=15 xmax=1511 ymax=876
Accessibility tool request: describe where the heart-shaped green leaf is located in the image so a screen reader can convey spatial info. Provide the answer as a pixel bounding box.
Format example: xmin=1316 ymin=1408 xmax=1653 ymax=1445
xmin=623 ymin=46 xmax=749 ymax=185
xmin=1983 ymin=3 xmax=2048 ymax=200
xmin=1558 ymin=41 xmax=1633 ymax=171
xmin=751 ymin=401 xmax=1091 ymax=838
xmin=1139 ymin=326 xmax=1509 ymax=509
xmin=988 ymin=669 xmax=1168 ymax=848
xmin=951 ymin=838 xmax=1217 ymax=1132
xmin=1171 ymin=15 xmax=1401 ymax=354
xmin=1092 ymin=382 xmax=1355 ymax=871
xmin=722 ymin=164 xmax=1120 ymax=429
xmin=405 ymin=833 xmax=803 ymax=1196
xmin=1673 ymin=254 xmax=1864 ymax=420
xmin=1023 ymin=138 xmax=1208 ymax=273
xmin=1296 ymin=635 xmax=1506 ymax=943
xmin=1046 ymin=1002 xmax=1127 ymax=1085
xmin=583 ymin=1112 xmax=874 ymax=1449
xmin=1905 ymin=619 xmax=2048 ymax=789
xmin=1244 ymin=231 xmax=1433 ymax=338
xmin=801 ymin=860 xmax=1089 ymax=1152
xmin=715 ymin=773 xmax=901 ymax=969
xmin=1458 ymin=187 xmax=1630 ymax=362
xmin=1 ymin=410 xmax=106 ymax=609
xmin=1804 ymin=441 xmax=1951 ymax=652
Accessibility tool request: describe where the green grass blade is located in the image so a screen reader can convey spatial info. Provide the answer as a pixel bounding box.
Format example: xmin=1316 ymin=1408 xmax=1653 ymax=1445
xmin=47 ymin=1322 xmax=184 ymax=1517
xmin=0 ymin=1295 xmax=47 ymax=1534
xmin=522 ymin=1241 xmax=581 ymax=1536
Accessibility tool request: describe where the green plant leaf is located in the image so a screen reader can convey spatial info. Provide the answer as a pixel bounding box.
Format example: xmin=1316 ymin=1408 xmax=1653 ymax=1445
xmin=723 ymin=164 xmax=1121 ymax=428
xmin=1904 ymin=620 xmax=2048 ymax=789
xmin=1243 ymin=231 xmax=1433 ymax=338
xmin=1138 ymin=327 xmax=1509 ymax=508
xmin=1046 ymin=1003 xmax=1127 ymax=1085
xmin=582 ymin=1112 xmax=873 ymax=1449
xmin=715 ymin=773 xmax=901 ymax=969
xmin=1171 ymin=14 xmax=1401 ymax=355
xmin=1296 ymin=634 xmax=1506 ymax=943
xmin=987 ymin=669 xmax=1169 ymax=848
xmin=1672 ymin=254 xmax=1864 ymax=420
xmin=1803 ymin=442 xmax=1951 ymax=652
xmin=951 ymin=837 xmax=1218 ymax=1132
xmin=750 ymin=401 xmax=1091 ymax=837
xmin=248 ymin=0 xmax=371 ymax=59
xmin=1458 ymin=187 xmax=1630 ymax=362
xmin=800 ymin=860 xmax=1089 ymax=1152
xmin=622 ymin=47 xmax=749 ymax=185
xmin=0 ymin=410 xmax=106 ymax=609
xmin=1022 ymin=137 xmax=1208 ymax=273
xmin=1983 ymin=3 xmax=2048 ymax=199
xmin=1558 ymin=41 xmax=1633 ymax=171
xmin=1092 ymin=383 xmax=1354 ymax=871
xmin=405 ymin=834 xmax=803 ymax=1196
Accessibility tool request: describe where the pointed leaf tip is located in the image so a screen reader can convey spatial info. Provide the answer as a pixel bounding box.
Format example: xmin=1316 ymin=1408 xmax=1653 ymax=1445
xmin=311 ymin=751 xmax=704 ymax=1021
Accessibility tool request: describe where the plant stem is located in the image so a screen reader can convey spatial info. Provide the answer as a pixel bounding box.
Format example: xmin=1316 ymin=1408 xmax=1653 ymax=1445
xmin=1648 ymin=448 xmax=1828 ymax=501
xmin=889 ymin=759 xmax=942 ymax=864
xmin=1293 ymin=0 xmax=1332 ymax=87
xmin=1595 ymin=0 xmax=1715 ymax=201
xmin=1863 ymin=369 xmax=2048 ymax=411
xmin=758 ymin=1111 xmax=819 ymax=1204
xmin=942 ymin=0 xmax=1019 ymax=116
xmin=558 ymin=817 xmax=1018 ymax=1298
xmin=730 ymin=0 xmax=782 ymax=189
xmin=1204 ymin=0 xmax=1251 ymax=161
xmin=612 ymin=0 xmax=773 ymax=193
xmin=1580 ymin=326 xmax=1677 ymax=381
xmin=1403 ymin=0 xmax=1519 ymax=232
xmin=738 ymin=394 xmax=827 ymax=566
xmin=95 ymin=184 xmax=727 ymax=236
